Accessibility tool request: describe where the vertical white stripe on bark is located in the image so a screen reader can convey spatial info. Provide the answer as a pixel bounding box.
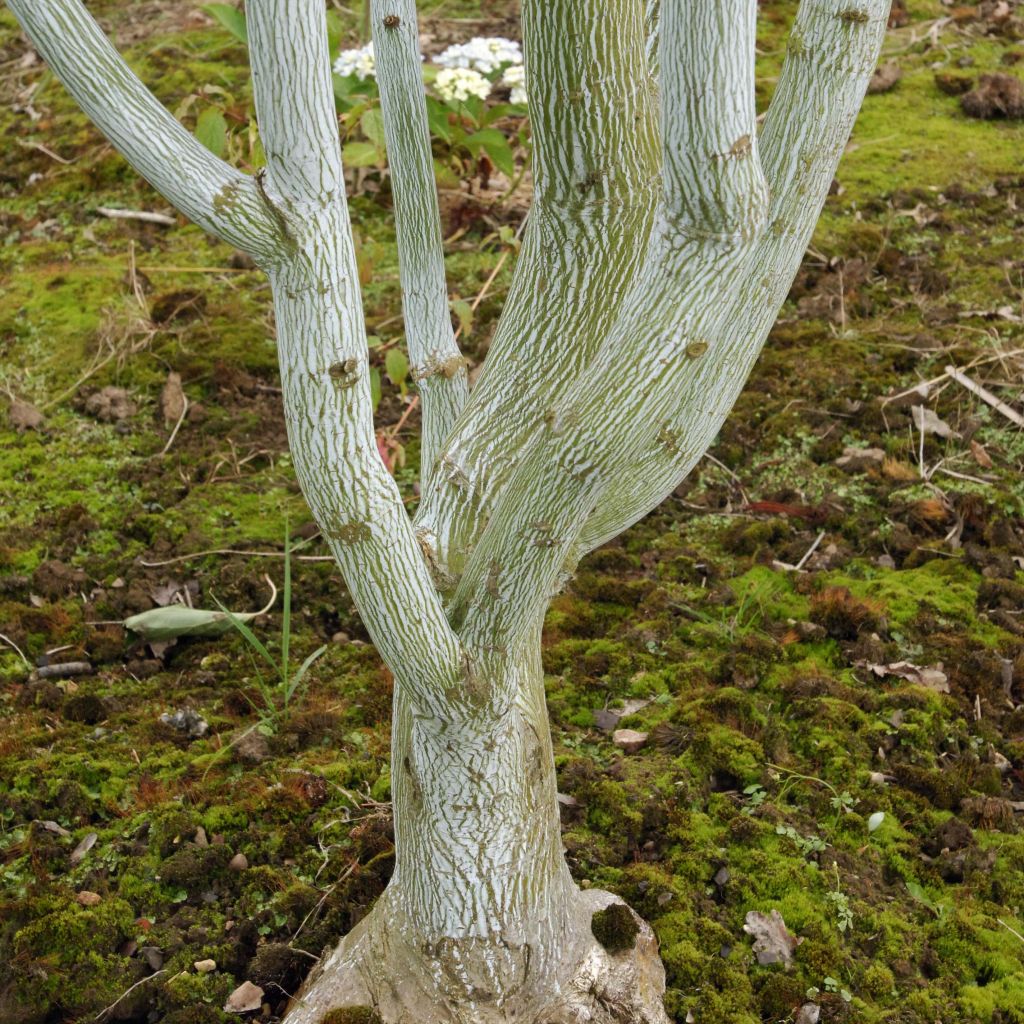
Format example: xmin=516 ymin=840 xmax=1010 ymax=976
xmin=370 ymin=0 xmax=468 ymax=486
xmin=6 ymin=0 xmax=285 ymax=265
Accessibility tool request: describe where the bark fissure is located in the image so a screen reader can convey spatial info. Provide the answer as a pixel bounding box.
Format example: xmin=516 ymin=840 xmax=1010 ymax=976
xmin=7 ymin=0 xmax=892 ymax=1019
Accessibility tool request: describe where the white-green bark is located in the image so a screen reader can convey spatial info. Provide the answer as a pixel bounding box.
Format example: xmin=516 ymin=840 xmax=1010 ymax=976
xmin=7 ymin=0 xmax=891 ymax=1019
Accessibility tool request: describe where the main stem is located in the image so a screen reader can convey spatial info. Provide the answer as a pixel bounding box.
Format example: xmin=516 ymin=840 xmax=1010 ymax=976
xmin=285 ymin=633 xmax=669 ymax=1023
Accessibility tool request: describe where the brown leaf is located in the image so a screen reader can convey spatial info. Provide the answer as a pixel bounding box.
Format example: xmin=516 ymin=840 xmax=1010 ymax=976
xmin=160 ymin=372 xmax=186 ymax=425
xmin=743 ymin=909 xmax=803 ymax=967
xmin=970 ymin=439 xmax=993 ymax=469
xmin=861 ymin=660 xmax=950 ymax=693
xmin=69 ymin=831 xmax=97 ymax=866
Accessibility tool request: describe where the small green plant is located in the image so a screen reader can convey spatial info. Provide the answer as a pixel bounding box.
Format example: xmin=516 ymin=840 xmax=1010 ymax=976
xmin=826 ymin=865 xmax=855 ymax=933
xmin=741 ymin=783 xmax=768 ymax=815
xmin=775 ymin=823 xmax=827 ymax=859
xmin=218 ymin=527 xmax=328 ymax=735
xmin=823 ymin=976 xmax=854 ymax=1003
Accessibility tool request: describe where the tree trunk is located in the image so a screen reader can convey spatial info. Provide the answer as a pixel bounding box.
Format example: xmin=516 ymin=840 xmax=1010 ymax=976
xmin=284 ymin=630 xmax=669 ymax=1024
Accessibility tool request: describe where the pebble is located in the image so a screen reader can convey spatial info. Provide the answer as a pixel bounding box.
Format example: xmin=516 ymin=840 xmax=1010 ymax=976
xmin=612 ymin=728 xmax=649 ymax=754
xmin=194 ymin=958 xmax=217 ymax=973
xmin=76 ymin=890 xmax=102 ymax=907
xmin=229 ymin=852 xmax=249 ymax=872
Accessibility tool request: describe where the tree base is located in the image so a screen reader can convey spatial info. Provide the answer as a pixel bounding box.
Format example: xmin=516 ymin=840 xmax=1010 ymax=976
xmin=282 ymin=887 xmax=670 ymax=1024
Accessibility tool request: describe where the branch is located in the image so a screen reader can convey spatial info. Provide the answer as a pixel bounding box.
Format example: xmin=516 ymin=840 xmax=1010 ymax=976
xmin=660 ymin=0 xmax=768 ymax=240
xmin=246 ymin=0 xmax=345 ymax=209
xmin=413 ymin=0 xmax=660 ymax=588
xmin=244 ymin=0 xmax=469 ymax=721
xmin=576 ymin=0 xmax=892 ymax=552
xmin=6 ymin=0 xmax=285 ymax=265
xmin=370 ymin=0 xmax=468 ymax=485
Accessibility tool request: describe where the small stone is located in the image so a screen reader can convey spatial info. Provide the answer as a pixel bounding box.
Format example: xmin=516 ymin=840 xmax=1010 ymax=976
xmin=233 ymin=729 xmax=271 ymax=765
xmin=140 ymin=946 xmax=164 ymax=971
xmin=713 ymin=866 xmax=730 ymax=887
xmin=76 ymin=890 xmax=102 ymax=907
xmin=224 ymin=980 xmax=265 ymax=1014
xmin=612 ymin=728 xmax=648 ymax=754
xmin=160 ymin=708 xmax=209 ymax=739
xmin=229 ymin=852 xmax=249 ymax=872
xmin=593 ymin=709 xmax=621 ymax=732
xmin=194 ymin=958 xmax=217 ymax=973
xmin=194 ymin=826 xmax=209 ymax=847
xmin=796 ymin=1004 xmax=821 ymax=1024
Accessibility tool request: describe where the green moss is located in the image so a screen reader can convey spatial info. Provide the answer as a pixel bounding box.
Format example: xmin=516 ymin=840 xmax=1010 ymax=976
xmin=590 ymin=902 xmax=640 ymax=953
xmin=319 ymin=1010 xmax=384 ymax=1024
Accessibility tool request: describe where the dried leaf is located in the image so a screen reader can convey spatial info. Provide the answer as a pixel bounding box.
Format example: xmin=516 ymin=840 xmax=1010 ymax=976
xmin=743 ymin=909 xmax=803 ymax=967
xmin=862 ymin=660 xmax=950 ymax=693
xmin=70 ymin=831 xmax=97 ymax=866
xmin=224 ymin=980 xmax=264 ymax=1014
xmin=911 ymin=404 xmax=959 ymax=439
xmin=970 ymin=439 xmax=993 ymax=469
xmin=125 ymin=605 xmax=263 ymax=641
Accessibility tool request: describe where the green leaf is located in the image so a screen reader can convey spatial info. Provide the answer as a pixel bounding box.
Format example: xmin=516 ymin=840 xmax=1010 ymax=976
xmin=433 ymin=159 xmax=460 ymax=189
xmin=325 ymin=11 xmax=343 ymax=56
xmin=286 ymin=645 xmax=328 ymax=704
xmin=450 ymin=298 xmax=473 ymax=337
xmin=369 ymin=367 xmax=382 ymax=412
xmin=425 ymin=99 xmax=453 ymax=143
xmin=343 ymin=141 xmax=384 ymax=168
xmin=194 ymin=107 xmax=228 ymax=159
xmin=385 ymin=348 xmax=409 ymax=387
xmin=201 ymin=3 xmax=248 ymax=43
xmin=360 ymin=107 xmax=386 ymax=148
xmin=465 ymin=129 xmax=515 ymax=178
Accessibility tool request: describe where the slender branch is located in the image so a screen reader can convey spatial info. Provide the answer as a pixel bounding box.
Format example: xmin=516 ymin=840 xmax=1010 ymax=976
xmin=6 ymin=0 xmax=285 ymax=265
xmin=370 ymin=0 xmax=468 ymax=485
xmin=660 ymin=0 xmax=767 ymax=240
xmin=414 ymin=0 xmax=660 ymax=589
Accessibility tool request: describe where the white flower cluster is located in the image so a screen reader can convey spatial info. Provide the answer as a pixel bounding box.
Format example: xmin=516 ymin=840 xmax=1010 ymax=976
xmin=500 ymin=63 xmax=527 ymax=105
xmin=434 ymin=36 xmax=522 ymax=74
xmin=333 ymin=41 xmax=375 ymax=81
xmin=331 ymin=33 xmax=528 ymax=105
xmin=435 ymin=66 xmax=493 ymax=104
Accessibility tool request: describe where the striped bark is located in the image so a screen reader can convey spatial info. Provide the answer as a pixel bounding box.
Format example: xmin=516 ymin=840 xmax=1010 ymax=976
xmin=8 ymin=0 xmax=890 ymax=1019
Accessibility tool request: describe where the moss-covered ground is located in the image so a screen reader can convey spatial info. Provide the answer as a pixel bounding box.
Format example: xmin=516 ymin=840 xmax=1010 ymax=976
xmin=2 ymin=2 xmax=1024 ymax=1022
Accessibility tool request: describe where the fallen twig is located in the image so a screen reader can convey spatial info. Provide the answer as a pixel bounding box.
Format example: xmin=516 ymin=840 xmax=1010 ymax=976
xmin=795 ymin=531 xmax=827 ymax=571
xmin=140 ymin=547 xmax=333 ymax=567
xmin=944 ymin=365 xmax=1024 ymax=428
xmin=96 ymin=207 xmax=176 ymax=226
xmin=159 ymin=393 xmax=189 ymax=456
xmin=94 ymin=970 xmax=167 ymax=1021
